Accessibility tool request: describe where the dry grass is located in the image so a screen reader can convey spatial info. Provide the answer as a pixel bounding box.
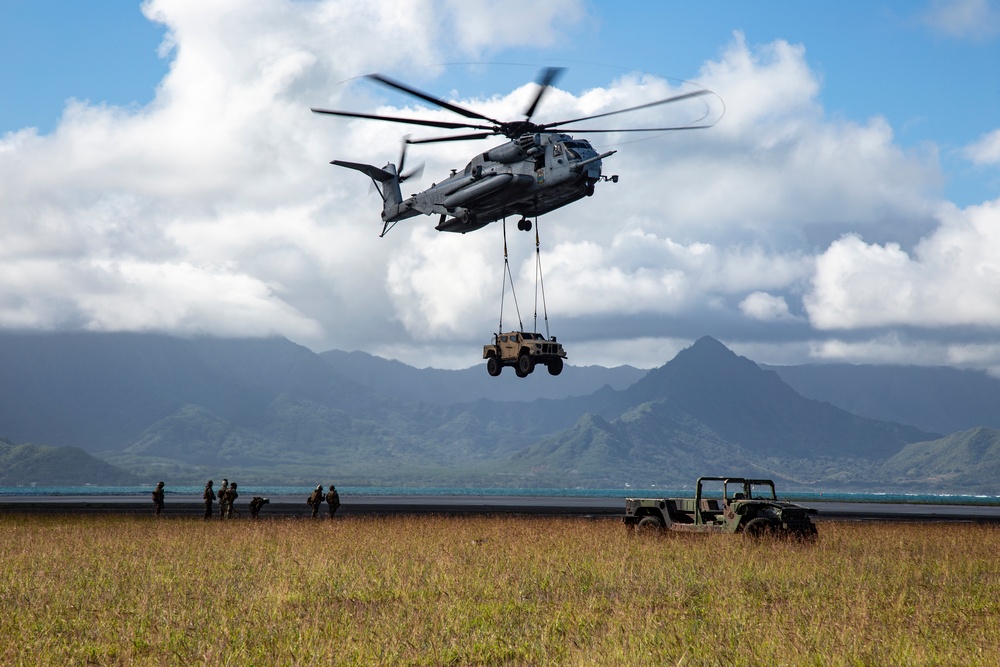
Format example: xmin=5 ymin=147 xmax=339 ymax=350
xmin=1 ymin=514 xmax=999 ymax=665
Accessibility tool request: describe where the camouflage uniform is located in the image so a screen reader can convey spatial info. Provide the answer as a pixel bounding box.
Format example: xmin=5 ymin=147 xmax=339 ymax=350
xmin=307 ymin=485 xmax=323 ymax=518
xmin=226 ymin=482 xmax=239 ymax=518
xmin=249 ymin=496 xmax=269 ymax=518
xmin=203 ymin=480 xmax=215 ymax=519
xmin=151 ymin=481 xmax=165 ymax=516
xmin=325 ymin=485 xmax=340 ymax=518
xmin=218 ymin=480 xmax=229 ymax=519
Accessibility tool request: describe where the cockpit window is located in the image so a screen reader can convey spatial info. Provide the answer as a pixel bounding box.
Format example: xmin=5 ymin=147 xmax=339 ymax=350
xmin=561 ymin=141 xmax=591 ymax=160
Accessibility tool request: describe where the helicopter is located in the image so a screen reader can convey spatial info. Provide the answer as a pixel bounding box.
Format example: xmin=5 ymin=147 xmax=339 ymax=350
xmin=312 ymin=68 xmax=720 ymax=236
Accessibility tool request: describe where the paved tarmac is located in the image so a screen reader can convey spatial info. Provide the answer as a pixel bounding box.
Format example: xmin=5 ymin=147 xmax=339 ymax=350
xmin=2 ymin=494 xmax=1000 ymax=523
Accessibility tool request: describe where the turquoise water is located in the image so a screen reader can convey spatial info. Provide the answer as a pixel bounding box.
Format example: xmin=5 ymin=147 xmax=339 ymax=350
xmin=2 ymin=485 xmax=999 ymax=506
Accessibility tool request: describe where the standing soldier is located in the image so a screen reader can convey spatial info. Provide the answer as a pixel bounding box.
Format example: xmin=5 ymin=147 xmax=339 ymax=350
xmin=325 ymin=484 xmax=340 ymax=519
xmin=151 ymin=481 xmax=165 ymax=516
xmin=218 ymin=479 xmax=229 ymax=519
xmin=203 ymin=479 xmax=215 ymax=519
xmin=226 ymin=482 xmax=239 ymax=518
xmin=307 ymin=485 xmax=323 ymax=518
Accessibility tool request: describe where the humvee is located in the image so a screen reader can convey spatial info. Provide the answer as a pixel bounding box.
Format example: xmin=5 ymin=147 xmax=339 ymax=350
xmin=483 ymin=331 xmax=567 ymax=377
xmin=623 ymin=476 xmax=818 ymax=539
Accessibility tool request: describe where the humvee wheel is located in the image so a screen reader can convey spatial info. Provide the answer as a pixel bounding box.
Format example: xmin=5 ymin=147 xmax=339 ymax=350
xmin=547 ymin=357 xmax=563 ymax=376
xmin=486 ymin=356 xmax=502 ymax=377
xmin=517 ymin=353 xmax=534 ymax=376
xmin=743 ymin=517 xmax=780 ymax=539
xmin=635 ymin=515 xmax=664 ymax=535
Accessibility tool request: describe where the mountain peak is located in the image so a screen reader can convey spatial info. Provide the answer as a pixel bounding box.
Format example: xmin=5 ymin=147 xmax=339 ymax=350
xmin=625 ymin=336 xmax=758 ymax=401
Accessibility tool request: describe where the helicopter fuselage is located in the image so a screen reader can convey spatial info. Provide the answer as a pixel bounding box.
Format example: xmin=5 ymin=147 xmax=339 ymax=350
xmin=342 ymin=133 xmax=615 ymax=235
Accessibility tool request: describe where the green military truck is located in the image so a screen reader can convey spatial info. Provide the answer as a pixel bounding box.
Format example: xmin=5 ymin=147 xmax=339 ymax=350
xmin=483 ymin=331 xmax=567 ymax=377
xmin=623 ymin=476 xmax=818 ymax=539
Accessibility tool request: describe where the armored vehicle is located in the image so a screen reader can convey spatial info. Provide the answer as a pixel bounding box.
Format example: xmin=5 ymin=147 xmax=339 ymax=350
xmin=483 ymin=331 xmax=567 ymax=377
xmin=623 ymin=477 xmax=818 ymax=539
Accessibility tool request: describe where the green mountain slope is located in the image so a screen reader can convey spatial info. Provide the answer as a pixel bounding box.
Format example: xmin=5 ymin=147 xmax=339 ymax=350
xmin=881 ymin=428 xmax=1000 ymax=492
xmin=0 ymin=332 xmax=986 ymax=490
xmin=0 ymin=437 xmax=138 ymax=486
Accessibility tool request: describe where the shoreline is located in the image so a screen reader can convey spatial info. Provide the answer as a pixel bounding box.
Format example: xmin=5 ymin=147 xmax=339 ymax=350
xmin=3 ymin=494 xmax=1000 ymax=523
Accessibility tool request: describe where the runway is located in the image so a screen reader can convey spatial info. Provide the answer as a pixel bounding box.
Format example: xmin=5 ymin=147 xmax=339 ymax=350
xmin=3 ymin=494 xmax=1000 ymax=523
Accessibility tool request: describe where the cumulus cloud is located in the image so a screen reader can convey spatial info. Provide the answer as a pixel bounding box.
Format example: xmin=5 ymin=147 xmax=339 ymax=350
xmin=805 ymin=198 xmax=1000 ymax=329
xmin=1 ymin=1 xmax=996 ymax=370
xmin=739 ymin=292 xmax=799 ymax=322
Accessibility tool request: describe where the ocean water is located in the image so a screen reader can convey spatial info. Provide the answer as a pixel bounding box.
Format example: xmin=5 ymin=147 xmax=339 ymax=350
xmin=2 ymin=485 xmax=999 ymax=506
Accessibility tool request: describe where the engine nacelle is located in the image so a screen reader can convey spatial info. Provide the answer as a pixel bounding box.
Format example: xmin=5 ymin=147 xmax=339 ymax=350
xmin=484 ymin=134 xmax=540 ymax=164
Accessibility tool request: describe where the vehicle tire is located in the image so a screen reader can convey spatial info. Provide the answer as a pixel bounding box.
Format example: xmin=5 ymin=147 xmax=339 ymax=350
xmin=635 ymin=515 xmax=664 ymax=535
xmin=794 ymin=523 xmax=819 ymax=542
xmin=743 ymin=517 xmax=779 ymax=539
xmin=547 ymin=357 xmax=563 ymax=376
xmin=486 ymin=356 xmax=502 ymax=377
xmin=517 ymin=353 xmax=534 ymax=376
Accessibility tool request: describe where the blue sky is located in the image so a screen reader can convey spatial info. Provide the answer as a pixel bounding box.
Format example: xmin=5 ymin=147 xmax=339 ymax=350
xmin=2 ymin=1 xmax=1000 ymax=372
xmin=4 ymin=2 xmax=998 ymax=205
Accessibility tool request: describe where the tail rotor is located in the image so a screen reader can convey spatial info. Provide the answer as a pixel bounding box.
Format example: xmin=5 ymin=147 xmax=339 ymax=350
xmin=398 ymin=135 xmax=424 ymax=183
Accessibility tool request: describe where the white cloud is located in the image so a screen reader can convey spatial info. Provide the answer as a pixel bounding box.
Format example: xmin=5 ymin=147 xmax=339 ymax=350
xmin=2 ymin=2 xmax=998 ymax=371
xmin=739 ymin=292 xmax=798 ymax=322
xmin=805 ymin=198 xmax=1000 ymax=329
xmin=921 ymin=0 xmax=1000 ymax=40
xmin=964 ymin=128 xmax=1000 ymax=165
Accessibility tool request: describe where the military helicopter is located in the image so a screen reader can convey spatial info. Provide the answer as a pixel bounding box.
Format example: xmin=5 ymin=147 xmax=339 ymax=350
xmin=312 ymin=68 xmax=720 ymax=236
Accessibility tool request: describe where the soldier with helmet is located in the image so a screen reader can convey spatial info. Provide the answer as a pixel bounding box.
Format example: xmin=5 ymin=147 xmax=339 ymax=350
xmin=226 ymin=482 xmax=239 ymax=518
xmin=203 ymin=480 xmax=215 ymax=519
xmin=218 ymin=479 xmax=229 ymax=519
xmin=307 ymin=485 xmax=323 ymax=518
xmin=249 ymin=496 xmax=269 ymax=518
xmin=325 ymin=484 xmax=340 ymax=518
xmin=151 ymin=481 xmax=165 ymax=516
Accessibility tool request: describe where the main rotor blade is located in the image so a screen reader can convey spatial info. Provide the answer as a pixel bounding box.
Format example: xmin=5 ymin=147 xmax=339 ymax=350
xmin=311 ymin=107 xmax=494 ymax=132
xmin=522 ymin=66 xmax=565 ymax=121
xmin=539 ymin=88 xmax=714 ymax=130
xmin=556 ymin=124 xmax=715 ymax=133
xmin=406 ymin=132 xmax=498 ymax=145
xmin=367 ymin=73 xmax=504 ymax=125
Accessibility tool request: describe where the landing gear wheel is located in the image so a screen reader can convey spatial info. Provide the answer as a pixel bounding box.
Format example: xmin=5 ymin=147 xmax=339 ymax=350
xmin=486 ymin=356 xmax=502 ymax=377
xmin=547 ymin=357 xmax=563 ymax=376
xmin=517 ymin=353 xmax=534 ymax=376
xmin=517 ymin=218 xmax=532 ymax=232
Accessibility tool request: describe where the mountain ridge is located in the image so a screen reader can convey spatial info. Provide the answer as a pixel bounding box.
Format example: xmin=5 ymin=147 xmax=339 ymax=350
xmin=0 ymin=331 xmax=993 ymax=490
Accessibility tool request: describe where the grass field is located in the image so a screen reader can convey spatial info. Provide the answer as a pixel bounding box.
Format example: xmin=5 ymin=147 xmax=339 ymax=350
xmin=1 ymin=514 xmax=999 ymax=666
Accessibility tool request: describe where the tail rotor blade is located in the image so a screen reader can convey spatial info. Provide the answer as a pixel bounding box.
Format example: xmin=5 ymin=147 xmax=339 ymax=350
xmin=400 ymin=162 xmax=424 ymax=183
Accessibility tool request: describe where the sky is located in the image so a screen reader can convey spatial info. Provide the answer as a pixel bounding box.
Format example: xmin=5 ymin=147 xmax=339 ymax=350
xmin=2 ymin=1 xmax=1000 ymax=372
